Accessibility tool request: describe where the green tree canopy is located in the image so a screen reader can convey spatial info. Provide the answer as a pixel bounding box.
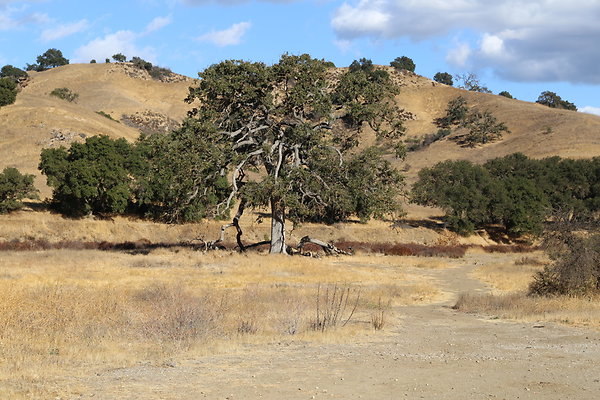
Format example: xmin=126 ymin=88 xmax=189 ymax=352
xmin=536 ymin=91 xmax=577 ymax=111
xmin=390 ymin=56 xmax=416 ymax=72
xmin=433 ymin=72 xmax=453 ymax=86
xmin=26 ymin=48 xmax=69 ymax=72
xmin=112 ymin=53 xmax=127 ymax=62
xmin=0 ymin=167 xmax=38 ymax=213
xmin=39 ymin=135 xmax=139 ymax=217
xmin=184 ymin=54 xmax=406 ymax=253
xmin=1 ymin=65 xmax=28 ymax=81
xmin=0 ymin=77 xmax=18 ymax=107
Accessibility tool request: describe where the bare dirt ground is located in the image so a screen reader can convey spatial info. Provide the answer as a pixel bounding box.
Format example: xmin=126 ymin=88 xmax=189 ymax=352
xmin=68 ymin=257 xmax=600 ymax=400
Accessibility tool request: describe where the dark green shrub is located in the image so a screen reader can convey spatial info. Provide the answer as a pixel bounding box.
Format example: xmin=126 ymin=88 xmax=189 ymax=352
xmin=1 ymin=65 xmax=28 ymax=81
xmin=433 ymin=72 xmax=453 ymax=86
xmin=459 ymin=109 xmax=509 ymax=146
xmin=50 ymin=87 xmax=79 ymax=102
xmin=0 ymin=77 xmax=17 ymax=106
xmin=498 ymin=91 xmax=513 ymax=99
xmin=436 ymin=96 xmax=468 ymax=128
xmin=96 ymin=111 xmax=119 ymax=122
xmin=39 ymin=135 xmax=138 ymax=217
xmin=0 ymin=167 xmax=38 ymax=213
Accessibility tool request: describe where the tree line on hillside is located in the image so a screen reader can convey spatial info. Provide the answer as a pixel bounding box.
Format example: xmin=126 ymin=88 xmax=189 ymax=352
xmin=411 ymin=153 xmax=600 ymax=236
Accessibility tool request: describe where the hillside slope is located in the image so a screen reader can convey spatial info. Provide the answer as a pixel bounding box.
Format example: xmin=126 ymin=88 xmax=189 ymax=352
xmin=397 ymin=76 xmax=600 ymax=180
xmin=1 ymin=63 xmax=599 ymax=199
xmin=0 ymin=63 xmax=193 ymax=196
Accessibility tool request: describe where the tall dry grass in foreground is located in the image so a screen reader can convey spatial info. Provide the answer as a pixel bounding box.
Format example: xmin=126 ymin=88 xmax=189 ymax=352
xmin=0 ymin=249 xmax=438 ymax=399
xmin=458 ymin=252 xmax=600 ymax=329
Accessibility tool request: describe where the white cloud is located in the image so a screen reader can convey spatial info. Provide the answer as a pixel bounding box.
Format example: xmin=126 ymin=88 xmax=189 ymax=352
xmin=73 ymin=30 xmax=156 ymax=63
xmin=0 ymin=3 xmax=48 ymax=31
xmin=446 ymin=42 xmax=471 ymax=68
xmin=480 ymin=33 xmax=505 ymax=58
xmin=41 ymin=19 xmax=88 ymax=42
xmin=73 ymin=16 xmax=171 ymax=63
xmin=332 ymin=0 xmax=600 ymax=83
xmin=197 ymin=21 xmax=251 ymax=47
xmin=580 ymin=106 xmax=600 ymax=117
xmin=144 ymin=15 xmax=172 ymax=35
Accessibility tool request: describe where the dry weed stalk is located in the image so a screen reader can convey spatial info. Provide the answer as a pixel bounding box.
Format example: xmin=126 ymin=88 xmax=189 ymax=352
xmin=371 ymin=297 xmax=387 ymax=330
xmin=311 ymin=284 xmax=360 ymax=332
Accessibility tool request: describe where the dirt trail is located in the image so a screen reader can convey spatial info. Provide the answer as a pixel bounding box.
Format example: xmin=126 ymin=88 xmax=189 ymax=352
xmin=73 ymin=262 xmax=600 ymax=400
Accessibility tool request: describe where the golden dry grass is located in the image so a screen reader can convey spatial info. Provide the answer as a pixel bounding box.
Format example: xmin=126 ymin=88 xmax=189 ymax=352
xmin=471 ymin=252 xmax=548 ymax=293
xmin=459 ymin=252 xmax=600 ymax=330
xmin=0 ymin=248 xmax=438 ymax=399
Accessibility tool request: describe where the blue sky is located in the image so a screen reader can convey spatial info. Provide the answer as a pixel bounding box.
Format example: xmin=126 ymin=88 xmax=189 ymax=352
xmin=1 ymin=0 xmax=599 ymax=115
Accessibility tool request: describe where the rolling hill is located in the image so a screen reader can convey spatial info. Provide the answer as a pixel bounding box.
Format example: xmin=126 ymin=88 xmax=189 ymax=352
xmin=1 ymin=62 xmax=599 ymax=200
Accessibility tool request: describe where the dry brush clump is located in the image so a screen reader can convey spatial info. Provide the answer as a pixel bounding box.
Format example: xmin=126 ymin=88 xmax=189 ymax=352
xmin=529 ymin=230 xmax=600 ymax=296
xmin=333 ymin=241 xmax=469 ymax=258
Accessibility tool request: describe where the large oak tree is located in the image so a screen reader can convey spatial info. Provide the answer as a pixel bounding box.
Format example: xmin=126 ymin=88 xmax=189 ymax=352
xmin=183 ymin=54 xmax=406 ymax=253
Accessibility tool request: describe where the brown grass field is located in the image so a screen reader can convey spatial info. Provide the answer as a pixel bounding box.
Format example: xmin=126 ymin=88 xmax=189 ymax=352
xmin=0 ymin=246 xmax=442 ymax=399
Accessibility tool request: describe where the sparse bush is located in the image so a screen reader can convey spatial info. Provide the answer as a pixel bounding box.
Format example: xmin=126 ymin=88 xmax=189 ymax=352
xmin=50 ymin=87 xmax=79 ymax=102
xmin=498 ymin=91 xmax=513 ymax=99
xmin=0 ymin=167 xmax=38 ymax=213
xmin=149 ymin=65 xmax=172 ymax=80
xmin=96 ymin=111 xmax=119 ymax=122
xmin=459 ymin=109 xmax=509 ymax=146
xmin=436 ymin=96 xmax=468 ymax=128
xmin=530 ymin=225 xmax=600 ymax=296
xmin=455 ymin=72 xmax=491 ymax=93
xmin=406 ymin=128 xmax=452 ymax=152
xmin=90 ymin=59 xmax=97 ymax=64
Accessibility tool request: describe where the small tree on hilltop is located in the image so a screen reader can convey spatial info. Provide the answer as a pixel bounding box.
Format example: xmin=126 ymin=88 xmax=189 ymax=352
xmin=183 ymin=54 xmax=407 ymax=253
xmin=390 ymin=56 xmax=416 ymax=72
xmin=26 ymin=48 xmax=69 ymax=72
xmin=112 ymin=53 xmax=127 ymax=62
xmin=433 ymin=72 xmax=453 ymax=86
xmin=455 ymin=72 xmax=492 ymax=93
xmin=536 ymin=91 xmax=577 ymax=111
xmin=1 ymin=65 xmax=28 ymax=81
xmin=498 ymin=91 xmax=513 ymax=99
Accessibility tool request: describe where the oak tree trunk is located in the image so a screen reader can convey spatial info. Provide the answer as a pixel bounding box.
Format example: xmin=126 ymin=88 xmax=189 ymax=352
xmin=269 ymin=197 xmax=287 ymax=254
